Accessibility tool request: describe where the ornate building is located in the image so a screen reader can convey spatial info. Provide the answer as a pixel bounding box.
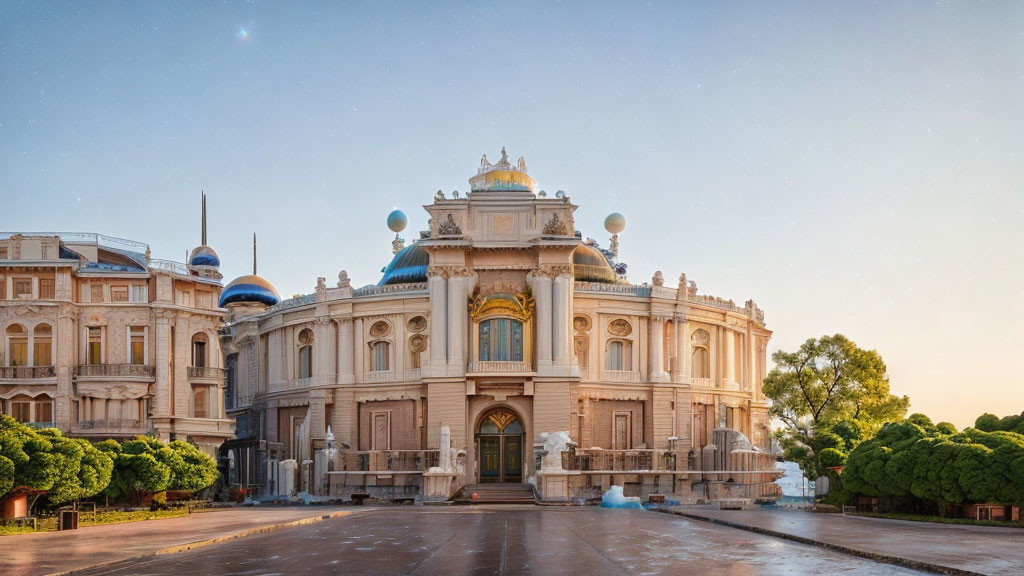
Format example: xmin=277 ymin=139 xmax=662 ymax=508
xmin=220 ymin=149 xmax=778 ymax=501
xmin=0 ymin=195 xmax=232 ymax=455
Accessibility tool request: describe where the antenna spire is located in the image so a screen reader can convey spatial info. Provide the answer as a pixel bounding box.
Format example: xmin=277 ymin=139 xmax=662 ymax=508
xmin=253 ymin=233 xmax=257 ymax=275
xmin=201 ymin=191 xmax=207 ymax=245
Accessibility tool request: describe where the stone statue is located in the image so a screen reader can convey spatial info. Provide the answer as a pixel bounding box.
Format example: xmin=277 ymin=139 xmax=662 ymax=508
xmin=452 ymin=190 xmax=459 ymax=199
xmin=542 ymin=212 xmax=568 ymax=235
xmin=652 ymin=271 xmax=664 ymax=286
xmin=435 ymin=190 xmax=445 ymax=202
xmin=315 ymin=277 xmax=327 ymax=300
xmin=539 ymin=431 xmax=574 ymax=472
xmin=438 ymin=213 xmax=462 ymax=236
xmin=337 ymin=270 xmax=350 ymax=288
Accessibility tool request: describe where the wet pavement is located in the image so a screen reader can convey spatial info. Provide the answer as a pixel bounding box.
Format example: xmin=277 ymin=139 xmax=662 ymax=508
xmin=0 ymin=506 xmax=354 ymax=576
xmin=673 ymin=506 xmax=1024 ymax=576
xmin=80 ymin=506 xmax=927 ymax=575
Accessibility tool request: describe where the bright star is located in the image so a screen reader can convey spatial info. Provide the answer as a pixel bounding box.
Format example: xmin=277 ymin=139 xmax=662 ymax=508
xmin=235 ymin=27 xmax=249 ymax=41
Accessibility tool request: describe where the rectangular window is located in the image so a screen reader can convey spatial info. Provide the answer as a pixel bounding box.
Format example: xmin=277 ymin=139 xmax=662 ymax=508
xmin=613 ymin=413 xmax=631 ymax=450
xmin=33 ymin=337 xmax=51 ymax=366
xmin=88 ymin=327 xmax=102 ymax=364
xmin=90 ymin=284 xmax=104 ymax=303
xmin=110 ymin=286 xmax=128 ymax=302
xmin=479 ymin=319 xmax=523 ymax=362
xmin=372 ymin=412 xmax=391 ymax=450
xmin=298 ymin=346 xmax=311 ymax=378
xmin=371 ymin=342 xmax=389 ymax=371
xmin=177 ymin=290 xmax=192 ymax=307
xmin=196 ymin=291 xmax=211 ymax=309
xmin=193 ymin=386 xmax=209 ymax=418
xmin=130 ymin=284 xmax=148 ymax=303
xmin=192 ymin=340 xmax=207 ymax=368
xmin=35 ymin=401 xmax=52 ymax=423
xmin=130 ymin=326 xmax=146 ymax=364
xmin=39 ymin=279 xmax=55 ymax=300
xmin=12 ymin=402 xmax=30 ymax=422
xmin=9 ymin=337 xmax=28 ymax=367
xmin=14 ymin=279 xmax=32 ymax=298
xmin=0 ymin=247 xmax=8 ymax=259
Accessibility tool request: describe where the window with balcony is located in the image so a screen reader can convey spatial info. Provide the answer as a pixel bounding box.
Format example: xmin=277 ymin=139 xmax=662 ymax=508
xmin=297 ymin=328 xmax=313 ymax=378
xmin=6 ymin=324 xmax=28 ymax=366
xmin=33 ymin=324 xmax=51 ymax=366
xmin=370 ymin=341 xmax=390 ymax=371
xmin=191 ymin=333 xmax=208 ymax=368
xmin=39 ymin=279 xmax=55 ymax=300
xmin=605 ymin=339 xmax=632 ymax=371
xmin=87 ymin=327 xmax=102 ymax=364
xmin=478 ymin=318 xmax=523 ymax=362
xmin=130 ymin=326 xmax=146 ymax=364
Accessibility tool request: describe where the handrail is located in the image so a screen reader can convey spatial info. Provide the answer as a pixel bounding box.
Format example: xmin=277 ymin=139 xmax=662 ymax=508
xmin=188 ymin=366 xmax=224 ymax=379
xmin=75 ymin=364 xmax=155 ymax=377
xmin=0 ymin=366 xmax=55 ymax=379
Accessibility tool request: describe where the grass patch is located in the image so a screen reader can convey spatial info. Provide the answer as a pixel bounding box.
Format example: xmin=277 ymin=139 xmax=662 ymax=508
xmin=0 ymin=507 xmax=191 ymax=536
xmin=851 ymin=511 xmax=1024 ymax=528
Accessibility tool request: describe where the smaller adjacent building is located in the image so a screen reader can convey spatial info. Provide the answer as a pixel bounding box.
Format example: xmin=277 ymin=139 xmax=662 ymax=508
xmin=0 ymin=197 xmax=233 ymax=454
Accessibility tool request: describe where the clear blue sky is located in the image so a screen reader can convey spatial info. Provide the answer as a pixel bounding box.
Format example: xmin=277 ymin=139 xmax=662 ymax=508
xmin=2 ymin=2 xmax=1022 ymax=428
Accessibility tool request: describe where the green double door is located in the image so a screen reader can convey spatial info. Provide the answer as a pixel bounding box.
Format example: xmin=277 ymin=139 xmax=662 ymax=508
xmin=479 ymin=435 xmax=523 ymax=483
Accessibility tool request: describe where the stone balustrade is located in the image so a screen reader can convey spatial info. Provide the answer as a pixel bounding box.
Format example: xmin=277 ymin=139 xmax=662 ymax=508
xmin=75 ymin=364 xmax=155 ymax=378
xmin=603 ymin=369 xmax=641 ymax=383
xmin=0 ymin=366 xmax=55 ymax=379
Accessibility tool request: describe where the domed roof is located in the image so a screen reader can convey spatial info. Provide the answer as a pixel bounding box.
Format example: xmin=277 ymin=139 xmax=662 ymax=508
xmin=188 ymin=245 xmax=220 ymax=268
xmin=219 ymin=274 xmax=280 ymax=307
xmin=378 ymin=244 xmax=429 ymax=286
xmin=573 ymin=244 xmax=617 ymax=283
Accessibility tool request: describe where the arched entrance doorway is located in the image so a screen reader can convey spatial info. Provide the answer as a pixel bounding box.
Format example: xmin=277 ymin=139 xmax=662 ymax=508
xmin=476 ymin=408 xmax=524 ymax=483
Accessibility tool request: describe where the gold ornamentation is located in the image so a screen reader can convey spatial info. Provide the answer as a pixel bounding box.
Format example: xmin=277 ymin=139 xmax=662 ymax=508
xmin=407 ymin=315 xmax=427 ymax=333
xmin=573 ymin=315 xmax=591 ymax=333
xmin=488 ymin=410 xmax=516 ymax=431
xmin=468 ymin=286 xmax=534 ymax=322
xmin=369 ymin=320 xmax=391 ymax=338
xmin=608 ymin=318 xmax=632 ymax=336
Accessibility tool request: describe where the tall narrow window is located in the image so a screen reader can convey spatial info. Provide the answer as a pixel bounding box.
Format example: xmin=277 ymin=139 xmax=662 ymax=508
xmin=39 ymin=279 xmax=55 ymax=300
xmin=691 ymin=347 xmax=709 ymax=378
xmin=605 ymin=340 xmax=632 ymax=370
xmin=193 ymin=386 xmax=209 ymax=418
xmin=478 ymin=318 xmax=524 ymax=362
xmin=11 ymin=399 xmax=30 ymax=422
xmin=130 ymin=327 xmax=146 ymax=364
xmin=35 ymin=401 xmax=53 ymax=424
xmin=191 ymin=333 xmax=208 ymax=368
xmin=130 ymin=284 xmax=148 ymax=303
xmin=371 ymin=342 xmax=390 ymax=371
xmin=297 ymin=329 xmax=313 ymax=378
xmin=33 ymin=324 xmax=52 ymax=366
xmin=6 ymin=324 xmax=28 ymax=366
xmin=88 ymin=327 xmax=102 ymax=364
xmin=613 ymin=413 xmax=631 ymax=450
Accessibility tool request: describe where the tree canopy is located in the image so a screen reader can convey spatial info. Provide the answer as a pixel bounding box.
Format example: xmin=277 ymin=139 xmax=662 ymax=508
xmin=763 ymin=334 xmax=909 ymax=480
xmin=97 ymin=435 xmax=218 ymax=500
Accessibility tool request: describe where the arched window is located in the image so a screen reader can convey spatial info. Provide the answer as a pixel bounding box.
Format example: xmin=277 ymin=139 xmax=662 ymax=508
xmin=479 ymin=318 xmax=524 ymax=362
xmin=6 ymin=324 xmax=27 ymax=367
xmin=191 ymin=333 xmax=208 ymax=368
xmin=33 ymin=324 xmax=52 ymax=366
xmin=371 ymin=341 xmax=390 ymax=371
xmin=605 ymin=339 xmax=632 ymax=371
xmin=691 ymin=329 xmax=710 ymax=379
xmin=298 ymin=329 xmax=313 ymax=379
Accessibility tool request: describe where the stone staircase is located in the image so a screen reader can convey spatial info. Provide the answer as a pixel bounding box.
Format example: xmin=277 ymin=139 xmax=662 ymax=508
xmin=458 ymin=483 xmax=537 ymax=504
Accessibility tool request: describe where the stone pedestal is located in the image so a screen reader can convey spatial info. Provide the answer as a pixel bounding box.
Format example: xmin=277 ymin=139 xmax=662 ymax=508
xmin=536 ymin=471 xmax=578 ymax=501
xmin=278 ymin=459 xmax=297 ymax=498
xmin=423 ymin=470 xmax=455 ymax=502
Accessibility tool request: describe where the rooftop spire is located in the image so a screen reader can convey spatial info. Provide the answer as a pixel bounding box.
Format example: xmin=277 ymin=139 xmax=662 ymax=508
xmin=201 ymin=191 xmax=207 ymax=246
xmin=253 ymin=233 xmax=257 ymax=275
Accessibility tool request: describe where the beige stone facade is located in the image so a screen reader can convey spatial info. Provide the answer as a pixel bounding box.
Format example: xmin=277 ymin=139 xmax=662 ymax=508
xmin=0 ymin=230 xmax=232 ymax=455
xmin=220 ymin=150 xmax=779 ymax=501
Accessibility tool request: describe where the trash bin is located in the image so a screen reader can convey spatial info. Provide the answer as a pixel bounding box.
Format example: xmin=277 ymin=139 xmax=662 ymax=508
xmin=58 ymin=509 xmax=79 ymax=531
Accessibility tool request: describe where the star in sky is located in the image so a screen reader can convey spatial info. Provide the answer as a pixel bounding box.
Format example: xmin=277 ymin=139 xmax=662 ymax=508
xmin=235 ymin=27 xmax=249 ymax=41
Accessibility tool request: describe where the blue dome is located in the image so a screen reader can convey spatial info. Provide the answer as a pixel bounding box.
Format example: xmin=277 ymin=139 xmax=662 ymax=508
xmin=219 ymin=274 xmax=280 ymax=307
xmin=378 ymin=244 xmax=429 ymax=286
xmin=189 ymin=245 xmax=220 ymax=268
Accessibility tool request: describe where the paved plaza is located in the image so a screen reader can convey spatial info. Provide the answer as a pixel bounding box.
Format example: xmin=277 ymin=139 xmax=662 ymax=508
xmin=6 ymin=505 xmax=1024 ymax=575
xmin=72 ymin=507 xmax=923 ymax=576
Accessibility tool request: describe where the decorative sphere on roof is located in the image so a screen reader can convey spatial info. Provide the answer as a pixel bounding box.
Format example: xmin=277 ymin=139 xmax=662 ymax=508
xmin=604 ymin=212 xmax=626 ymax=234
xmin=386 ymin=209 xmax=408 ymax=233
xmin=218 ymin=274 xmax=280 ymax=308
xmin=188 ymin=245 xmax=220 ymax=268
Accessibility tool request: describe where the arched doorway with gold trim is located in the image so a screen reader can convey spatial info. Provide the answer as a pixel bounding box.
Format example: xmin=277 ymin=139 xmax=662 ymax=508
xmin=476 ymin=407 xmax=524 ymax=483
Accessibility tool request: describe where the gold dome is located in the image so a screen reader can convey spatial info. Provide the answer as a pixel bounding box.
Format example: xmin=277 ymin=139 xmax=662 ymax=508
xmin=573 ymin=244 xmax=617 ymax=283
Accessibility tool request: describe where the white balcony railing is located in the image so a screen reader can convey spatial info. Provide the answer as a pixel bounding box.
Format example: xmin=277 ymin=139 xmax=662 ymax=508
xmin=691 ymin=377 xmax=713 ymax=388
xmin=403 ymin=368 xmax=421 ymax=381
xmin=364 ymin=370 xmax=394 ymax=383
xmin=469 ymin=361 xmax=532 ymax=373
xmin=603 ymin=370 xmax=641 ymax=383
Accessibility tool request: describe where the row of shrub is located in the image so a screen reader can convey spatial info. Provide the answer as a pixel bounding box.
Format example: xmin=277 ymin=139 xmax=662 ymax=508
xmin=834 ymin=414 xmax=1024 ymax=512
xmin=0 ymin=415 xmax=218 ymax=508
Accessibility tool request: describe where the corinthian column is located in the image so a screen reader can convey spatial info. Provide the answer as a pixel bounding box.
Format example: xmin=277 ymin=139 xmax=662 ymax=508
xmin=447 ymin=268 xmax=469 ymax=374
xmin=338 ymin=318 xmax=354 ymax=384
xmin=725 ymin=329 xmax=736 ymax=385
xmin=552 ymin=272 xmax=572 ymax=365
xmin=533 ymin=272 xmax=553 ymax=368
xmin=650 ymin=317 xmax=668 ymax=382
